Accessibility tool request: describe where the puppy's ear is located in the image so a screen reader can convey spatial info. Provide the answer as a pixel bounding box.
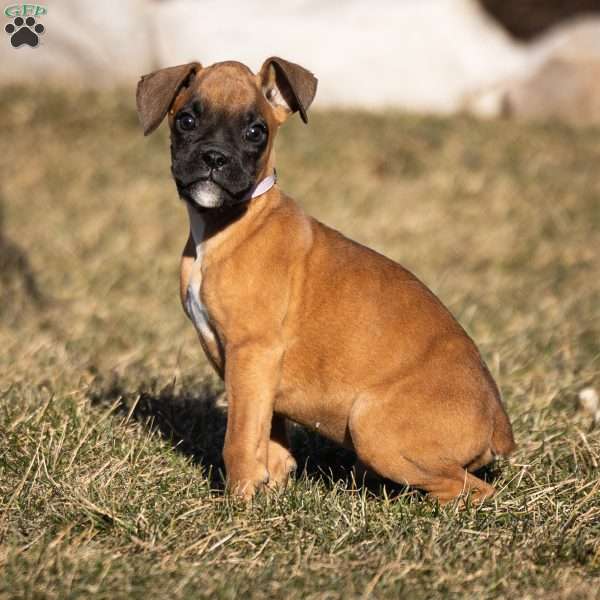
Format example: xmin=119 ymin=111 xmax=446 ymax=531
xmin=136 ymin=62 xmax=202 ymax=136
xmin=259 ymin=57 xmax=317 ymax=124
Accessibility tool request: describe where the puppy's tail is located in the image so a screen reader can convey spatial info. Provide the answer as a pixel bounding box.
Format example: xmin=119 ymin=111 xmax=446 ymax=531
xmin=491 ymin=403 xmax=516 ymax=457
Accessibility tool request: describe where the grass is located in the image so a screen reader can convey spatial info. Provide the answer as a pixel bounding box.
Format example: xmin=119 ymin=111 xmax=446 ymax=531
xmin=0 ymin=86 xmax=599 ymax=599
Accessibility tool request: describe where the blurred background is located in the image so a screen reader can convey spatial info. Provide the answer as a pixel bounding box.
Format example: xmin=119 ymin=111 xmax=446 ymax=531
xmin=3 ymin=0 xmax=600 ymax=121
xmin=1 ymin=2 xmax=600 ymax=596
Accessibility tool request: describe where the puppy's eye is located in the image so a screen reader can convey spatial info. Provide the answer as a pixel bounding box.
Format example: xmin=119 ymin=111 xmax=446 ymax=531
xmin=177 ymin=113 xmax=197 ymax=132
xmin=244 ymin=123 xmax=267 ymax=143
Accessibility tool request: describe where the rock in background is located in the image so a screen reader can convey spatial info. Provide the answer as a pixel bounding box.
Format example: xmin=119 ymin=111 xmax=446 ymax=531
xmin=467 ymin=18 xmax=600 ymax=125
xmin=151 ymin=0 xmax=526 ymax=113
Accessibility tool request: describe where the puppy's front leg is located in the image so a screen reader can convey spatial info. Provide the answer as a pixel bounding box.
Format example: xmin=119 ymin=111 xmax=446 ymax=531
xmin=223 ymin=342 xmax=282 ymax=499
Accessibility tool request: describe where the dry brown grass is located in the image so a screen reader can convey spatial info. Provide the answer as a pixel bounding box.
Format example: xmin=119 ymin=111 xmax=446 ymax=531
xmin=0 ymin=87 xmax=599 ymax=598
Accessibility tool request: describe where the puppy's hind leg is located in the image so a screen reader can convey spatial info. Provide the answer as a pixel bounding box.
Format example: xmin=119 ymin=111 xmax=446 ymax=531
xmin=348 ymin=397 xmax=496 ymax=505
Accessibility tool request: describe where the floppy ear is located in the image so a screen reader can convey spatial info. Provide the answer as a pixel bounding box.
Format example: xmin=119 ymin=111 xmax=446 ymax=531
xmin=136 ymin=62 xmax=202 ymax=136
xmin=259 ymin=57 xmax=318 ymax=124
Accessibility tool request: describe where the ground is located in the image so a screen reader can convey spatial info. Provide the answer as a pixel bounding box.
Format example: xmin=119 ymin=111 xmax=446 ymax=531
xmin=0 ymin=87 xmax=599 ymax=599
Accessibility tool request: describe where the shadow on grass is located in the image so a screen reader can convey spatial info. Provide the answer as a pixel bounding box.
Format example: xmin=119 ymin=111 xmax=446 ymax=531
xmin=0 ymin=197 xmax=46 ymax=319
xmin=89 ymin=374 xmax=228 ymax=488
xmin=88 ymin=373 xmax=501 ymax=498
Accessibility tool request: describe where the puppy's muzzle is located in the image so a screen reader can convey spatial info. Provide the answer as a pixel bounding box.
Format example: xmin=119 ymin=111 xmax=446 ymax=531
xmin=174 ymin=145 xmax=254 ymax=209
xmin=176 ymin=149 xmax=231 ymax=209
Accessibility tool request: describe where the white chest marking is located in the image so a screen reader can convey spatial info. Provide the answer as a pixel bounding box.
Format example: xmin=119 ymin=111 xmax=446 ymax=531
xmin=185 ymin=205 xmax=218 ymax=346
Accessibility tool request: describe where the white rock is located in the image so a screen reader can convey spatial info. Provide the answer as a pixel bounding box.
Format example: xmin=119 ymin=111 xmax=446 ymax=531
xmin=578 ymin=387 xmax=600 ymax=426
xmin=578 ymin=387 xmax=599 ymax=415
xmin=152 ymin=0 xmax=527 ymax=113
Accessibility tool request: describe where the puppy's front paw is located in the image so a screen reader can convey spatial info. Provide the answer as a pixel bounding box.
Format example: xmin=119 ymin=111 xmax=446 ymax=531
xmin=267 ymin=445 xmax=297 ymax=490
xmin=226 ymin=464 xmax=270 ymax=501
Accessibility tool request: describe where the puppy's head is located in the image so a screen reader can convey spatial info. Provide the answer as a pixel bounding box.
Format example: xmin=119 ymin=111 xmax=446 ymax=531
xmin=136 ymin=58 xmax=317 ymax=210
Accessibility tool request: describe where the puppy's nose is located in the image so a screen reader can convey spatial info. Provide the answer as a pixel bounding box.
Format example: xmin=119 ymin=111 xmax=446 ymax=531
xmin=202 ymin=150 xmax=229 ymax=170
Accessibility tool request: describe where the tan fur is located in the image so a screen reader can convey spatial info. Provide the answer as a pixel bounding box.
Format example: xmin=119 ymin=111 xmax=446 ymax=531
xmin=138 ymin=58 xmax=516 ymax=504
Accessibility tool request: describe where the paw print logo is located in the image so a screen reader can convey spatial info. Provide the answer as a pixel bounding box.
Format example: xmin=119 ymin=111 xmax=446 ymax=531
xmin=5 ymin=16 xmax=45 ymax=48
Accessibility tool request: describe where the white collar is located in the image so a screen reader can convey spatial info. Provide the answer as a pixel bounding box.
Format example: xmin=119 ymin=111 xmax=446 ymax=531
xmin=249 ymin=170 xmax=277 ymax=199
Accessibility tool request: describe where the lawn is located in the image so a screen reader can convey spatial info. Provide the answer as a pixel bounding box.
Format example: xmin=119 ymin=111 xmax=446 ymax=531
xmin=0 ymin=87 xmax=599 ymax=599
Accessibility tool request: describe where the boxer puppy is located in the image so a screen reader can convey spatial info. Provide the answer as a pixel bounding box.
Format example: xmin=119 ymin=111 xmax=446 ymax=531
xmin=136 ymin=57 xmax=515 ymax=503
